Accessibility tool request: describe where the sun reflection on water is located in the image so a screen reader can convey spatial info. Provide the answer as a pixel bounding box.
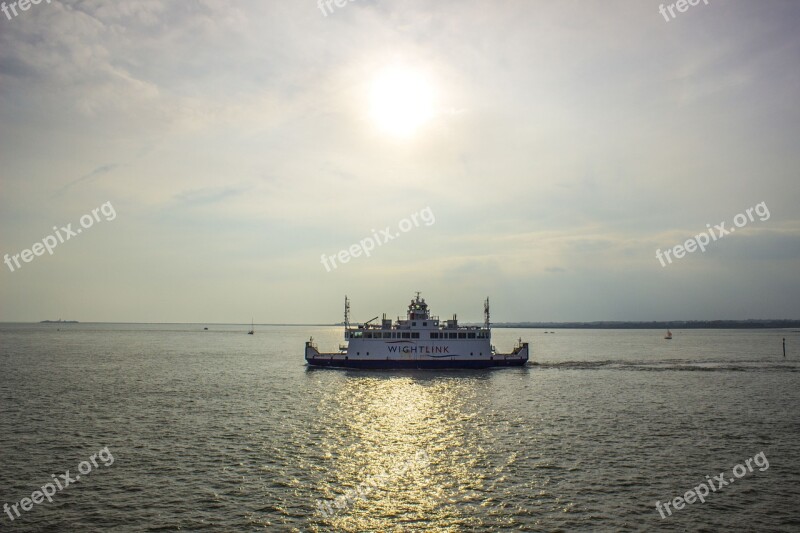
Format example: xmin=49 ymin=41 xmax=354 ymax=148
xmin=310 ymin=372 xmax=519 ymax=531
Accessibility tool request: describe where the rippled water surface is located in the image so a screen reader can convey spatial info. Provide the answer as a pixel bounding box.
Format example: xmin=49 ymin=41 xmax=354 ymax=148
xmin=1 ymin=325 xmax=799 ymax=532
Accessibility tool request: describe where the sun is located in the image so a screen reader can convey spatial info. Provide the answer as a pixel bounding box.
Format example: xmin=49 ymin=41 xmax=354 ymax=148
xmin=369 ymin=67 xmax=434 ymax=137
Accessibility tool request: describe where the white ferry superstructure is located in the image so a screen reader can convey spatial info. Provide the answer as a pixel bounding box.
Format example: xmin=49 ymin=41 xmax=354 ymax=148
xmin=305 ymin=293 xmax=529 ymax=369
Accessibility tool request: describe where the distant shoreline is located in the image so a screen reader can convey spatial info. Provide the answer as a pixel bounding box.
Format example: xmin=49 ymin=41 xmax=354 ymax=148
xmin=491 ymin=320 xmax=800 ymax=329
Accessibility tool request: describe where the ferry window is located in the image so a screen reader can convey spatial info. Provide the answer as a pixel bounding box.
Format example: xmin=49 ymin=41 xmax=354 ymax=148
xmin=412 ymin=322 xmax=416 ymax=326
xmin=365 ymin=332 xmax=371 ymax=338
xmin=383 ymin=332 xmax=392 ymax=338
xmin=353 ymin=331 xmax=363 ymax=338
xmin=458 ymin=333 xmax=466 ymax=339
xmin=411 ymin=332 xmax=419 ymax=339
xmin=468 ymin=333 xmax=476 ymax=339
xmin=430 ymin=332 xmax=438 ymax=339
xmin=402 ymin=332 xmax=411 ymax=339
xmin=423 ymin=322 xmax=427 ymax=326
xmin=392 ymin=332 xmax=397 ymax=338
xmin=449 ymin=333 xmax=457 ymax=339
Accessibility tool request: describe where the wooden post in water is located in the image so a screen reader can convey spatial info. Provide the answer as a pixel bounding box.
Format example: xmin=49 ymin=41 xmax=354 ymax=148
xmin=783 ymin=337 xmax=786 ymax=358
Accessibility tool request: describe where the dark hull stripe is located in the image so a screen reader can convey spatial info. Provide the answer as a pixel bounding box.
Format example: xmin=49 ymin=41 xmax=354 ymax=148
xmin=305 ymin=358 xmax=528 ymax=369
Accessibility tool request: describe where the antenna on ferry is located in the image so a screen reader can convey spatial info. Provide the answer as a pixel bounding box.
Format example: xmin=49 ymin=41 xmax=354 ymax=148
xmin=484 ymin=297 xmax=490 ymax=329
xmin=344 ymin=296 xmax=350 ymax=330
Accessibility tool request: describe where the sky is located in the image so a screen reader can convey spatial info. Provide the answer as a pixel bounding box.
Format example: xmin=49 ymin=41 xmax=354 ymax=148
xmin=1 ymin=0 xmax=799 ymax=324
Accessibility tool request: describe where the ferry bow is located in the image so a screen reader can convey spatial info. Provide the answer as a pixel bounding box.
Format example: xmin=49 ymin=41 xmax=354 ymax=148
xmin=305 ymin=294 xmax=529 ymax=369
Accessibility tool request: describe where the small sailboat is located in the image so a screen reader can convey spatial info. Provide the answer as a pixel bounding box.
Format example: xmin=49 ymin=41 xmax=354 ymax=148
xmin=248 ymin=319 xmax=254 ymax=335
xmin=664 ymin=329 xmax=672 ymax=340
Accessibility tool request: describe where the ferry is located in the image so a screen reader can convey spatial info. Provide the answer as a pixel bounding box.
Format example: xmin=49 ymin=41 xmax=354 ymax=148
xmin=305 ymin=293 xmax=529 ymax=369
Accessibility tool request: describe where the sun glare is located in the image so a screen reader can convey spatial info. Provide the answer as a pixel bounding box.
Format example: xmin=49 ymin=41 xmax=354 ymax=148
xmin=369 ymin=67 xmax=434 ymax=137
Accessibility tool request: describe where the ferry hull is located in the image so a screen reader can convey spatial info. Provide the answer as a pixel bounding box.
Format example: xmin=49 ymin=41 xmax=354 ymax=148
xmin=305 ymin=358 xmax=528 ymax=369
xmin=305 ymin=342 xmax=529 ymax=369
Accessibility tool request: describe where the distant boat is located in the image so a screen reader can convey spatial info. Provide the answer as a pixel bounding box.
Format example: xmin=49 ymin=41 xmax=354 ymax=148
xmin=248 ymin=319 xmax=254 ymax=335
xmin=665 ymin=330 xmax=672 ymax=340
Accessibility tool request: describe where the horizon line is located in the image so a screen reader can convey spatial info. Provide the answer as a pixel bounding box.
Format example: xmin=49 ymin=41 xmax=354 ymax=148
xmin=5 ymin=319 xmax=799 ymax=327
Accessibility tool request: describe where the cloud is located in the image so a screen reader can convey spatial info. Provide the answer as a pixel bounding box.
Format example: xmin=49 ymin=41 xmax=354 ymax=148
xmin=56 ymin=163 xmax=122 ymax=196
xmin=1 ymin=0 xmax=799 ymax=321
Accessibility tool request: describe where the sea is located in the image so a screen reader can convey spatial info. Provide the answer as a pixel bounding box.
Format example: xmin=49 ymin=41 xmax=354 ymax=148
xmin=1 ymin=324 xmax=798 ymax=532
